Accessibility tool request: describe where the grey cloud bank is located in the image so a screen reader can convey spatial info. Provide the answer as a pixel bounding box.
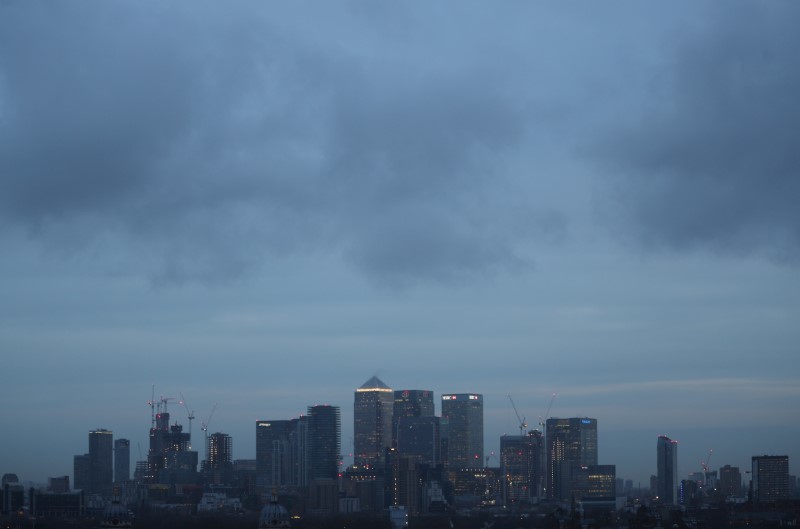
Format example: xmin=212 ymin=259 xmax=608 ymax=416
xmin=1 ymin=1 xmax=799 ymax=486
xmin=0 ymin=2 xmax=559 ymax=285
xmin=594 ymin=4 xmax=800 ymax=261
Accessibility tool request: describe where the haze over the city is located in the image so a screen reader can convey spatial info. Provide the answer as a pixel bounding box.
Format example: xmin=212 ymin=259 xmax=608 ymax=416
xmin=1 ymin=1 xmax=798 ymax=487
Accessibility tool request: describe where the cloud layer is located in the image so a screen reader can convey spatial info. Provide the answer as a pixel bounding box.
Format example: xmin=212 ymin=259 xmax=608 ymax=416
xmin=2 ymin=2 xmax=799 ymax=287
xmin=595 ymin=4 xmax=800 ymax=261
xmin=0 ymin=2 xmax=564 ymax=285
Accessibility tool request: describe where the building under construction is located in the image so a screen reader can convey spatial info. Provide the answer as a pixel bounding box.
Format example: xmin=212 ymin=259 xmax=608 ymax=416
xmin=145 ymin=397 xmax=198 ymax=485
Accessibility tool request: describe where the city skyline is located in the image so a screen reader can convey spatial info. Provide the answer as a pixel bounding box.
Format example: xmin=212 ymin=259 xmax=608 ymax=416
xmin=2 ymin=380 xmax=796 ymax=489
xmin=1 ymin=0 xmax=799 ymax=498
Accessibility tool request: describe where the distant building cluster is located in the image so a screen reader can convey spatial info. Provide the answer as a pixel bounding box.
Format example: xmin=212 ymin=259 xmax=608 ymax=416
xmin=1 ymin=378 xmax=797 ymax=525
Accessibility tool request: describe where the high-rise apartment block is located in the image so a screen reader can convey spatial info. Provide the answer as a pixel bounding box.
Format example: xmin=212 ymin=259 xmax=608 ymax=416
xmin=752 ymin=455 xmax=789 ymax=503
xmin=545 ymin=418 xmax=598 ymax=500
xmin=657 ymin=435 xmax=678 ymax=505
xmin=441 ymin=394 xmax=483 ymax=470
xmin=354 ymin=376 xmax=394 ymax=467
xmin=205 ymin=432 xmax=233 ymax=485
xmin=88 ymin=429 xmax=113 ymax=495
xmin=307 ymin=405 xmax=341 ymax=481
xmin=114 ymin=438 xmax=130 ymax=483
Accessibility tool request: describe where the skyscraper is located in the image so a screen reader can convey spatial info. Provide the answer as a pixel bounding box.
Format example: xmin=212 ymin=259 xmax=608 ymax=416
xmin=307 ymin=405 xmax=341 ymax=480
xmin=441 ymin=394 xmax=483 ymax=470
xmin=752 ymin=455 xmax=789 ymax=503
xmin=354 ymin=376 xmax=394 ymax=467
xmin=88 ymin=429 xmax=113 ymax=495
xmin=256 ymin=420 xmax=290 ymax=488
xmin=657 ymin=435 xmax=678 ymax=505
xmin=396 ymin=416 xmax=440 ymax=466
xmin=393 ymin=389 xmax=435 ymax=446
xmin=114 ymin=438 xmax=130 ymax=483
xmin=545 ymin=418 xmax=598 ymax=500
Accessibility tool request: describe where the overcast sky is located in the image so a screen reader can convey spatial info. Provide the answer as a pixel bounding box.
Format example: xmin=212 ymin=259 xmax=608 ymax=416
xmin=1 ymin=1 xmax=799 ymax=487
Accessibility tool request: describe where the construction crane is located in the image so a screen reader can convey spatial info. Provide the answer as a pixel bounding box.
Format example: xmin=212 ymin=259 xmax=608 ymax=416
xmin=537 ymin=393 xmax=556 ymax=432
xmin=159 ymin=396 xmax=176 ymax=415
xmin=201 ymin=403 xmax=218 ymax=456
xmin=179 ymin=392 xmax=196 ymax=448
xmin=701 ymin=449 xmax=714 ymax=485
xmin=508 ymin=394 xmax=528 ymax=437
xmin=147 ymin=384 xmax=157 ymax=429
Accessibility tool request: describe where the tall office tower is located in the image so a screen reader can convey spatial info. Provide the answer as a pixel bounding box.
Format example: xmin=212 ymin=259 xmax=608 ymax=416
xmin=500 ymin=430 xmax=544 ymax=506
xmin=354 ymin=376 xmax=394 ymax=467
xmin=307 ymin=405 xmax=341 ymax=481
xmin=656 ymin=435 xmax=678 ymax=505
xmin=545 ymin=418 xmax=598 ymax=500
xmin=256 ymin=420 xmax=291 ymax=488
xmin=206 ymin=432 xmax=234 ymax=485
xmin=73 ymin=454 xmax=90 ymax=491
xmin=751 ymin=455 xmax=789 ymax=503
xmin=441 ymin=394 xmax=484 ymax=470
xmin=393 ymin=390 xmax=435 ymax=446
xmin=287 ymin=416 xmax=309 ymax=487
xmin=88 ymin=429 xmax=113 ymax=495
xmin=396 ymin=416 xmax=440 ymax=466
xmin=718 ymin=465 xmax=742 ymax=498
xmin=114 ymin=439 xmax=130 ymax=483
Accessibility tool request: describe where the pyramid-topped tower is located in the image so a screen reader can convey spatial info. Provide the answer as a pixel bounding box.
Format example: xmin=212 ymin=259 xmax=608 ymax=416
xmin=353 ymin=376 xmax=394 ymax=467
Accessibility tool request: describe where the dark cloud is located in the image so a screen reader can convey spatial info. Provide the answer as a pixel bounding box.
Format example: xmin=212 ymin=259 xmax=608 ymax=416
xmin=0 ymin=2 xmax=562 ymax=285
xmin=594 ymin=4 xmax=800 ymax=261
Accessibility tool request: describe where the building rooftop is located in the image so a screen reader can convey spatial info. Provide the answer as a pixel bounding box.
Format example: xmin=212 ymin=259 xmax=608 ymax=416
xmin=357 ymin=376 xmax=391 ymax=391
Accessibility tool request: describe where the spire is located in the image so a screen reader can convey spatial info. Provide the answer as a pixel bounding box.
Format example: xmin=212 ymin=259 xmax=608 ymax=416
xmin=357 ymin=376 xmax=391 ymax=391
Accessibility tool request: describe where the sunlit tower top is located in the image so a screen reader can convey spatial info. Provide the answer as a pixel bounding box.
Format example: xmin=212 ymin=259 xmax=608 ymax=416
xmin=354 ymin=376 xmax=394 ymax=467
